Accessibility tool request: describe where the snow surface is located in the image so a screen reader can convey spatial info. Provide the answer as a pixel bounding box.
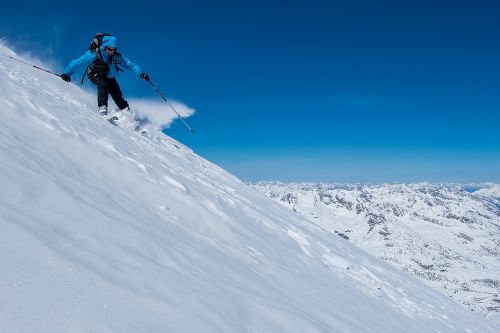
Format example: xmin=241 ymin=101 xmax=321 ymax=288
xmin=0 ymin=43 xmax=496 ymax=332
xmin=475 ymin=184 xmax=500 ymax=198
xmin=251 ymin=181 xmax=500 ymax=329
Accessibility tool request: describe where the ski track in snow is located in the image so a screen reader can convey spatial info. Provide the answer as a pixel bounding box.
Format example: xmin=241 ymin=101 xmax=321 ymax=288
xmin=0 ymin=43 xmax=496 ymax=332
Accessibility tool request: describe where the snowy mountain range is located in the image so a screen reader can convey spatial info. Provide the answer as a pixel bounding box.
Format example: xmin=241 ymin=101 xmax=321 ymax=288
xmin=250 ymin=181 xmax=500 ymax=329
xmin=0 ymin=41 xmax=497 ymax=332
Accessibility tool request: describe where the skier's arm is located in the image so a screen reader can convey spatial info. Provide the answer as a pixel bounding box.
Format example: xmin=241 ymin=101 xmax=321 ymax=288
xmin=119 ymin=55 xmax=142 ymax=76
xmin=63 ymin=51 xmax=97 ymax=75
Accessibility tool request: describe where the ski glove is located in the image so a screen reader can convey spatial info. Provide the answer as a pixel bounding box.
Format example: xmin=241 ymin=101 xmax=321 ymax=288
xmin=140 ymin=72 xmax=150 ymax=82
xmin=61 ymin=73 xmax=71 ymax=82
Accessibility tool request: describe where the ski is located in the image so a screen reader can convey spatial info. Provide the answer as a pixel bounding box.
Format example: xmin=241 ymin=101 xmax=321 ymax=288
xmin=107 ymin=116 xmax=119 ymax=126
xmin=106 ymin=114 xmax=148 ymax=136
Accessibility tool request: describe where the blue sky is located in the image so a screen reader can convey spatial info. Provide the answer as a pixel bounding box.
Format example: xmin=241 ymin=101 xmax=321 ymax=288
xmin=1 ymin=0 xmax=499 ymax=182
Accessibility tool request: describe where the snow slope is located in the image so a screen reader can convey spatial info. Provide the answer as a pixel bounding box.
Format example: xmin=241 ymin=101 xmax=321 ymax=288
xmin=251 ymin=182 xmax=500 ymax=328
xmin=0 ymin=43 xmax=496 ymax=332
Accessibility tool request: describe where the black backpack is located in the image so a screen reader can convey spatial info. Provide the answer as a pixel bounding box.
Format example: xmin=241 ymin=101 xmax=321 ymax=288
xmin=89 ymin=33 xmax=112 ymax=57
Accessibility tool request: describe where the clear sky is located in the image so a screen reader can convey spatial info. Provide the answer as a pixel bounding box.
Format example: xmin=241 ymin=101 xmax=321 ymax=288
xmin=1 ymin=0 xmax=499 ymax=183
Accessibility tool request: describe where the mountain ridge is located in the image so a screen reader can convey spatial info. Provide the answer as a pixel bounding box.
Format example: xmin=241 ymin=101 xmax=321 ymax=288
xmin=251 ymin=181 xmax=500 ymax=328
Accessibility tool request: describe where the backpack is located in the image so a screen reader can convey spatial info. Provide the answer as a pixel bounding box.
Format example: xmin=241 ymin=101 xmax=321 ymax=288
xmin=89 ymin=33 xmax=112 ymax=58
xmin=81 ymin=33 xmax=122 ymax=84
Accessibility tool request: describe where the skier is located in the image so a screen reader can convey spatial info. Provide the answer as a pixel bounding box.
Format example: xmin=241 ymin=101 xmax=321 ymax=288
xmin=60 ymin=34 xmax=150 ymax=116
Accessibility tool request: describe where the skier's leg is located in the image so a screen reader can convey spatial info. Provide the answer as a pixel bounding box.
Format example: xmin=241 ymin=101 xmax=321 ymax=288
xmin=89 ymin=76 xmax=110 ymax=108
xmin=108 ymin=78 xmax=129 ymax=110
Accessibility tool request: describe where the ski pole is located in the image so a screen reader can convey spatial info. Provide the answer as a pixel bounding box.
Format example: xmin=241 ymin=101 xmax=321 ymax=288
xmin=0 ymin=53 xmax=61 ymax=77
xmin=147 ymin=80 xmax=194 ymax=133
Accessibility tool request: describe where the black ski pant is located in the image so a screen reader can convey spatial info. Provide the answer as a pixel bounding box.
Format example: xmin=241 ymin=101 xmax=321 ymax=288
xmin=89 ymin=75 xmax=129 ymax=110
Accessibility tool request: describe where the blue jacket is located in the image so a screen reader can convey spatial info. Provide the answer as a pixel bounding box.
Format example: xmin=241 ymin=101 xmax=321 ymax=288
xmin=64 ymin=36 xmax=142 ymax=79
